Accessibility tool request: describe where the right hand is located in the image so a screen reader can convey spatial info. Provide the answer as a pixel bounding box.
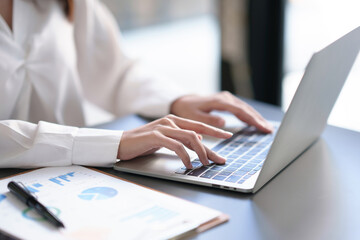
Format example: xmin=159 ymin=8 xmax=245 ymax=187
xmin=117 ymin=114 xmax=233 ymax=169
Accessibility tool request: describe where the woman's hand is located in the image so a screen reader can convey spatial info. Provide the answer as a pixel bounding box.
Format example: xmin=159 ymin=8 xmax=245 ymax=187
xmin=170 ymin=91 xmax=273 ymax=133
xmin=118 ymin=114 xmax=232 ymax=169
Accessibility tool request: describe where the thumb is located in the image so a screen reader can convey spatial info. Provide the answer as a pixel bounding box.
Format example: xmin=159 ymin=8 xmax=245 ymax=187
xmin=195 ymin=111 xmax=225 ymax=128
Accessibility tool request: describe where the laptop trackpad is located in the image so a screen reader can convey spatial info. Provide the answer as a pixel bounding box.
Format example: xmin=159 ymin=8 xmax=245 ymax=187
xmin=114 ymin=151 xmax=189 ymax=176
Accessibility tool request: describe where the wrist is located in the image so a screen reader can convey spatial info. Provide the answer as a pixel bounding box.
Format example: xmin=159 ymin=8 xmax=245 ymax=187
xmin=170 ymin=96 xmax=184 ymax=115
xmin=117 ymin=130 xmax=128 ymax=160
xmin=170 ymin=94 xmax=196 ymax=116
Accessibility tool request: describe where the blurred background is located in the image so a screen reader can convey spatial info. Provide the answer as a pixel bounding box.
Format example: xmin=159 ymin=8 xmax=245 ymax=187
xmin=90 ymin=0 xmax=360 ymax=132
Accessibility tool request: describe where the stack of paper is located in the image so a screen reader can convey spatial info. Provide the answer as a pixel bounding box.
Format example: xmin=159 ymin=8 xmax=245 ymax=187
xmin=0 ymin=166 xmax=227 ymax=240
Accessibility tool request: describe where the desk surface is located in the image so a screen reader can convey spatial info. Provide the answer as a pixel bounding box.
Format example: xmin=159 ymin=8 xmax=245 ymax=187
xmin=1 ymin=99 xmax=360 ymax=240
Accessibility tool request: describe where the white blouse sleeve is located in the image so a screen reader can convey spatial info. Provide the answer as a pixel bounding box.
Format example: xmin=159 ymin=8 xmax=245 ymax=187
xmin=0 ymin=0 xmax=186 ymax=169
xmin=73 ymin=0 xmax=187 ymax=118
xmin=0 ymin=120 xmax=121 ymax=168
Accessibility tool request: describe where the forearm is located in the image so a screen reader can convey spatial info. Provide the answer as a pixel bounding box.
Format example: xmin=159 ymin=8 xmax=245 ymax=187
xmin=0 ymin=120 xmax=122 ymax=168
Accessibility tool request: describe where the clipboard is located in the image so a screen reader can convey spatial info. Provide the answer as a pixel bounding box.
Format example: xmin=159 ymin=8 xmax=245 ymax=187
xmin=0 ymin=166 xmax=228 ymax=240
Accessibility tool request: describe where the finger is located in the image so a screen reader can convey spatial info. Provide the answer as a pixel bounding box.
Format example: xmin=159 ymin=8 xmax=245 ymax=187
xmin=205 ymin=146 xmax=226 ymax=165
xmin=156 ymin=117 xmax=180 ymax=129
xmin=234 ymin=109 xmax=273 ymax=133
xmin=159 ymin=116 xmax=214 ymax=137
xmin=166 ymin=114 xmax=232 ymax=139
xmin=139 ymin=148 xmax=161 ymax=157
xmin=153 ymin=132 xmax=192 ymax=169
xmin=210 ymin=100 xmax=273 ymax=133
xmin=159 ymin=127 xmax=209 ymax=166
xmin=229 ymin=96 xmax=274 ymax=133
xmin=193 ymin=111 xmax=226 ymax=128
xmin=233 ymin=99 xmax=274 ymax=132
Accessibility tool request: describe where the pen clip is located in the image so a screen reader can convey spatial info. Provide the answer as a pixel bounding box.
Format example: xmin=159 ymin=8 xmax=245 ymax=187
xmin=17 ymin=181 xmax=38 ymax=199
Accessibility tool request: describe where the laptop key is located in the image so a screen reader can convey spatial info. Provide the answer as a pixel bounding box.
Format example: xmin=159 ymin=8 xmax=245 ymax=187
xmin=245 ymin=163 xmax=257 ymax=168
xmin=248 ymin=170 xmax=258 ymax=175
xmin=230 ymin=163 xmax=243 ymax=168
xmin=224 ymin=167 xmax=237 ymax=172
xmin=239 ymin=166 xmax=252 ymax=172
xmin=211 ymin=165 xmax=225 ymax=170
xmin=174 ymin=167 xmax=192 ymax=174
xmin=200 ymin=170 xmax=218 ymax=179
xmin=212 ymin=175 xmax=227 ymax=181
xmin=228 ymin=154 xmax=240 ymax=159
xmin=233 ymin=170 xmax=247 ymax=177
xmin=225 ymin=147 xmax=236 ymax=151
xmin=235 ymin=159 xmax=247 ymax=164
xmin=218 ymin=151 xmax=230 ymax=156
xmin=187 ymin=167 xmax=208 ymax=176
xmin=252 ymin=158 xmax=263 ymax=163
xmin=218 ymin=171 xmax=232 ymax=177
xmin=191 ymin=161 xmax=202 ymax=168
xmin=225 ymin=175 xmax=242 ymax=183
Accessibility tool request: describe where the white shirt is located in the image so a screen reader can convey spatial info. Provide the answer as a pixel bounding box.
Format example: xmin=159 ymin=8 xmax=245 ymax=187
xmin=0 ymin=0 xmax=184 ymax=168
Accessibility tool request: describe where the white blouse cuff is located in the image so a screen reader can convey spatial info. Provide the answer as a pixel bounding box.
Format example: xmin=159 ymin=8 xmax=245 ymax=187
xmin=72 ymin=128 xmax=122 ymax=167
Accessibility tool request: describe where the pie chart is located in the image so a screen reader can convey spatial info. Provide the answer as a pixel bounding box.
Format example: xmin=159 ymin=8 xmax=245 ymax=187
xmin=0 ymin=194 xmax=6 ymax=203
xmin=78 ymin=187 xmax=118 ymax=200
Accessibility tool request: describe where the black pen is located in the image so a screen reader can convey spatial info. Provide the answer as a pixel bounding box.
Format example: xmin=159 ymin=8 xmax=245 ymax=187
xmin=7 ymin=181 xmax=65 ymax=228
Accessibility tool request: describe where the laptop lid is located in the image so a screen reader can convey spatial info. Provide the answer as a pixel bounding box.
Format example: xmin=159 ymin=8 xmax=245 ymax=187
xmin=253 ymin=26 xmax=360 ymax=193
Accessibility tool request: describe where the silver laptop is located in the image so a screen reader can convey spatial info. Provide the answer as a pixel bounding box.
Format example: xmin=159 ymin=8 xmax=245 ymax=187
xmin=114 ymin=26 xmax=360 ymax=193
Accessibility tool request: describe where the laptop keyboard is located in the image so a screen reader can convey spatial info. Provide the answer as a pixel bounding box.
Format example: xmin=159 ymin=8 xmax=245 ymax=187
xmin=175 ymin=126 xmax=277 ymax=185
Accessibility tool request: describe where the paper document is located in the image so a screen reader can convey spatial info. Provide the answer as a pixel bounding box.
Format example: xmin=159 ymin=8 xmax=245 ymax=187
xmin=0 ymin=166 xmax=227 ymax=240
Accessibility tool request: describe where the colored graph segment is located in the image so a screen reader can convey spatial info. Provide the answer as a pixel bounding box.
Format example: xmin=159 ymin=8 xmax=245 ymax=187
xmin=0 ymin=194 xmax=6 ymax=203
xmin=49 ymin=172 xmax=75 ymax=186
xmin=78 ymin=187 xmax=117 ymax=201
xmin=26 ymin=183 xmax=43 ymax=193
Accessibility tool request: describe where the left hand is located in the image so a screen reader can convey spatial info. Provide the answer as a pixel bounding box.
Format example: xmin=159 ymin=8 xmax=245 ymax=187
xmin=170 ymin=91 xmax=273 ymax=133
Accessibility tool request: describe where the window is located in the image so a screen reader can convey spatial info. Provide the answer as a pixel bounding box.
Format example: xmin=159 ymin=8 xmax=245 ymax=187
xmin=283 ymin=0 xmax=360 ymax=131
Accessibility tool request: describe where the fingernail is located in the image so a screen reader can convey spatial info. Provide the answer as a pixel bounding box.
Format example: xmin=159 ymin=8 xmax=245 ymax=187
xmin=223 ymin=130 xmax=233 ymax=136
xmin=261 ymin=121 xmax=272 ymax=131
xmin=266 ymin=122 xmax=274 ymax=131
xmin=215 ymin=152 xmax=225 ymax=160
xmin=218 ymin=156 xmax=226 ymax=164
